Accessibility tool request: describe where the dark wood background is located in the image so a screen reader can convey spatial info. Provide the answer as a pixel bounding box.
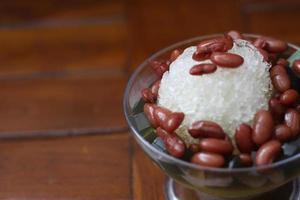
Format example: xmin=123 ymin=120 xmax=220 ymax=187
xmin=0 ymin=0 xmax=299 ymax=199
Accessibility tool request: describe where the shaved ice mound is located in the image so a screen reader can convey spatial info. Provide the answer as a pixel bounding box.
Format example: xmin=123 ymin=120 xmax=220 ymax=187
xmin=158 ymin=39 xmax=273 ymax=145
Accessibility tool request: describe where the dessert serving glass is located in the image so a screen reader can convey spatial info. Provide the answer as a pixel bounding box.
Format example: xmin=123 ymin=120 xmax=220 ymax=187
xmin=123 ymin=34 xmax=300 ymax=200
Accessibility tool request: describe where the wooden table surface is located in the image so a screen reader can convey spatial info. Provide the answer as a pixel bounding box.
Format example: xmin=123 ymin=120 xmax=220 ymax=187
xmin=0 ymin=0 xmax=300 ymax=199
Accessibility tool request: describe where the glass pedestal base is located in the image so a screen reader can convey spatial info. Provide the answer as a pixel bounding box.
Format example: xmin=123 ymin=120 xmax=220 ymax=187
xmin=165 ymin=177 xmax=300 ymax=200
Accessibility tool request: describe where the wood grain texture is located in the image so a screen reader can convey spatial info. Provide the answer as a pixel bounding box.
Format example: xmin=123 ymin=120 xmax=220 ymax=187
xmin=127 ymin=0 xmax=243 ymax=70
xmin=132 ymin=140 xmax=165 ymax=200
xmin=243 ymin=7 xmax=300 ymax=44
xmin=240 ymin=0 xmax=300 ymax=45
xmin=0 ymin=75 xmax=127 ymax=132
xmin=0 ymin=0 xmax=125 ymax=24
xmin=0 ymin=133 xmax=131 ymax=200
xmin=0 ymin=23 xmax=128 ymax=75
xmin=0 ymin=0 xmax=133 ymax=200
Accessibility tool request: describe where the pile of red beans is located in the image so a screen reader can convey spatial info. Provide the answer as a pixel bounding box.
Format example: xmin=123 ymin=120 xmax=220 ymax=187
xmin=141 ymin=30 xmax=300 ymax=168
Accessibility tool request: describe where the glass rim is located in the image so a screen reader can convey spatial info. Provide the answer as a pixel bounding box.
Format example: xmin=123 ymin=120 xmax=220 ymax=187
xmin=123 ymin=33 xmax=300 ymax=173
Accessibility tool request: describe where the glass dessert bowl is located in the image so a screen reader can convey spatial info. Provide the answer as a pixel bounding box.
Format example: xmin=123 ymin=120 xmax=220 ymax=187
xmin=123 ymin=33 xmax=300 ymax=200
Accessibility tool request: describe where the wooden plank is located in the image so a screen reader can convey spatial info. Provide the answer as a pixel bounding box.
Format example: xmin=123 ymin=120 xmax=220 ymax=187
xmin=132 ymin=140 xmax=165 ymax=200
xmin=243 ymin=0 xmax=300 ymax=4
xmin=0 ymin=133 xmax=131 ymax=200
xmin=0 ymin=75 xmax=127 ymax=133
xmin=244 ymin=9 xmax=300 ymax=45
xmin=127 ymin=0 xmax=243 ymax=71
xmin=0 ymin=0 xmax=125 ymax=24
xmin=0 ymin=23 xmax=128 ymax=75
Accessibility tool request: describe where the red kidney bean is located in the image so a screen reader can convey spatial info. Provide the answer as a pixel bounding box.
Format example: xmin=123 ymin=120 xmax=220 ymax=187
xmin=199 ymin=138 xmax=233 ymax=155
xmin=274 ymin=124 xmax=293 ymax=142
xmin=191 ymin=152 xmax=225 ymax=168
xmin=193 ymin=37 xmax=233 ymax=61
xmin=154 ymin=106 xmax=172 ymax=126
xmin=197 ymin=36 xmax=233 ymax=53
xmin=255 ymin=140 xmax=281 ymax=166
xmin=239 ymin=154 xmax=253 ymax=166
xmin=227 ymin=30 xmax=244 ymax=40
xmin=292 ymin=60 xmax=300 ymax=76
xmin=264 ymin=37 xmax=288 ymax=53
xmin=274 ymin=93 xmax=281 ymax=99
xmin=156 ymin=128 xmax=186 ymax=160
xmin=210 ymin=52 xmax=244 ymax=68
xmin=163 ymin=112 xmax=185 ymax=133
xmin=170 ymin=49 xmax=182 ymax=62
xmin=277 ymin=58 xmax=289 ymax=67
xmin=189 ymin=143 xmax=201 ymax=154
xmin=269 ymin=98 xmax=286 ymax=117
xmin=150 ymin=60 xmax=170 ymax=77
xmin=270 ymin=64 xmax=286 ymax=75
xmin=269 ymin=53 xmax=278 ymax=64
xmin=193 ymin=36 xmax=233 ymax=62
xmin=150 ymin=80 xmax=161 ymax=98
xmin=141 ymin=88 xmax=156 ymax=103
xmin=280 ymin=89 xmax=299 ymax=106
xmin=190 ymin=63 xmax=217 ymax=75
xmin=197 ymin=38 xmax=225 ymax=52
xmin=224 ymin=35 xmax=234 ymax=49
xmin=165 ymin=134 xmax=186 ymax=158
xmin=284 ymin=109 xmax=300 ymax=137
xmin=235 ymin=123 xmax=255 ymax=153
xmin=254 ymin=37 xmax=287 ymax=53
xmin=153 ymin=106 xmax=184 ymax=133
xmin=156 ymin=127 xmax=169 ymax=141
xmin=296 ymin=105 xmax=300 ymax=113
xmin=192 ymin=51 xmax=210 ymax=61
xmin=252 ymin=110 xmax=274 ymax=145
xmin=253 ymin=38 xmax=267 ymax=49
xmin=257 ymin=48 xmax=270 ymax=62
xmin=270 ymin=65 xmax=291 ymax=92
xmin=144 ymin=103 xmax=159 ymax=128
xmin=188 ymin=120 xmax=225 ymax=139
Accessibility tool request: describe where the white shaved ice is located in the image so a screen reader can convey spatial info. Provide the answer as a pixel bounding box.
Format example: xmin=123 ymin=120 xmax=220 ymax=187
xmin=158 ymin=39 xmax=272 ymax=145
